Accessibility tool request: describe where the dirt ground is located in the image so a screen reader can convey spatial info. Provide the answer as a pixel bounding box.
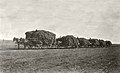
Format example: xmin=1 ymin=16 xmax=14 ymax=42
xmin=0 ymin=46 xmax=120 ymax=73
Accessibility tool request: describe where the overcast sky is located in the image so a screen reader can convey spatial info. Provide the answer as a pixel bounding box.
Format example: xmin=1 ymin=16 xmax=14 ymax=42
xmin=0 ymin=0 xmax=120 ymax=43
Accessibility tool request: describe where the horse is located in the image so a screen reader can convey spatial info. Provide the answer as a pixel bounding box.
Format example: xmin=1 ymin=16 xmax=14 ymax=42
xmin=13 ymin=37 xmax=20 ymax=49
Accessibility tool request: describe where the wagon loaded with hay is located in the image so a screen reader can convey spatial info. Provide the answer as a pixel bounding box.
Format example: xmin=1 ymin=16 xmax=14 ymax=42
xmin=25 ymin=30 xmax=56 ymax=48
xmin=13 ymin=29 xmax=112 ymax=49
xmin=56 ymin=35 xmax=79 ymax=48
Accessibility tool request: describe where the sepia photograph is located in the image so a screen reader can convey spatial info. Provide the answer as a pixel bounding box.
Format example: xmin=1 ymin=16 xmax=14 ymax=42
xmin=0 ymin=0 xmax=120 ymax=73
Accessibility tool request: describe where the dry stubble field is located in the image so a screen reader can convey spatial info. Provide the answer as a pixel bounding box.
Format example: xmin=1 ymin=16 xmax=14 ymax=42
xmin=0 ymin=46 xmax=120 ymax=73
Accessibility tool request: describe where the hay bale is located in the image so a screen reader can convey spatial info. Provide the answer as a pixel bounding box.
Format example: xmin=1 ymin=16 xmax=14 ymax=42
xmin=56 ymin=35 xmax=79 ymax=48
xmin=77 ymin=38 xmax=90 ymax=47
xmin=25 ymin=30 xmax=56 ymax=47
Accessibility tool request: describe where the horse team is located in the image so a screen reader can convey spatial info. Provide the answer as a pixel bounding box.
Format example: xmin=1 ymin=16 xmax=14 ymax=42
xmin=13 ymin=30 xmax=112 ymax=49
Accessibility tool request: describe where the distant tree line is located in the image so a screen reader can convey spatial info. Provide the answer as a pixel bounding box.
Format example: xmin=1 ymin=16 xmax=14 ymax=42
xmin=13 ymin=30 xmax=112 ymax=49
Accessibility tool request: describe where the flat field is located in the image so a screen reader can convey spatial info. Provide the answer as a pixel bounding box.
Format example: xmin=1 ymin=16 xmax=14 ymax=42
xmin=0 ymin=46 xmax=119 ymax=73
